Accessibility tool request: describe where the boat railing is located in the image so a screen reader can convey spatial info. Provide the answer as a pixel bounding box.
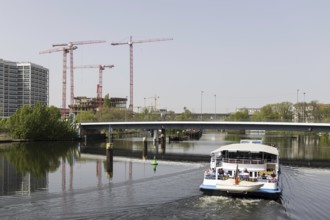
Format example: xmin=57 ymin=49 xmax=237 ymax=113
xmin=204 ymin=173 xmax=278 ymax=183
xmin=221 ymin=158 xmax=276 ymax=164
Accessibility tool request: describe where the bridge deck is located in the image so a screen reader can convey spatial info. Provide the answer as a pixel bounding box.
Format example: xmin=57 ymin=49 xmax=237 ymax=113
xmin=80 ymin=121 xmax=330 ymax=132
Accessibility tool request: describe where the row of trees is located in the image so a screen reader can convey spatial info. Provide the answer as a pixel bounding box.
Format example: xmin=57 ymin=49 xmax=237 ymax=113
xmin=227 ymin=101 xmax=330 ymax=122
xmin=2 ymin=99 xmax=330 ymax=140
xmin=77 ymin=99 xmax=330 ymax=123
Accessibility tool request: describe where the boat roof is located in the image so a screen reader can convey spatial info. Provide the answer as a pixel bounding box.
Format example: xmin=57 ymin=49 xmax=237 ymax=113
xmin=211 ymin=143 xmax=279 ymax=155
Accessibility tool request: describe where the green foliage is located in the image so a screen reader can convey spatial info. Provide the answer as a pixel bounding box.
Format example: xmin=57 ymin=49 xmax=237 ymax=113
xmin=134 ymin=107 xmax=161 ymax=121
xmin=175 ymin=107 xmax=193 ymax=121
xmin=226 ymin=109 xmax=250 ymax=121
xmin=76 ymin=110 xmax=96 ymax=122
xmin=306 ymin=100 xmax=330 ymax=122
xmin=252 ymin=105 xmax=279 ymax=121
xmin=7 ymin=103 xmax=76 ymax=140
xmin=72 ymin=99 xmax=330 ymax=123
xmin=275 ymin=102 xmax=293 ymax=121
xmin=96 ymin=107 xmax=127 ymax=121
xmin=0 ymin=118 xmax=8 ymax=130
xmin=164 ymin=111 xmax=176 ymax=121
xmin=103 ymin=94 xmax=111 ymax=108
xmin=250 ymin=102 xmax=293 ymax=122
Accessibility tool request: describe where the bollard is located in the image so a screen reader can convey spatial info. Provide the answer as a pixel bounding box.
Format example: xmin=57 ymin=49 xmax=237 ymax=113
xmin=106 ymin=143 xmax=113 ymax=177
xmin=143 ymin=137 xmax=148 ymax=160
xmin=160 ymin=130 xmax=166 ymax=154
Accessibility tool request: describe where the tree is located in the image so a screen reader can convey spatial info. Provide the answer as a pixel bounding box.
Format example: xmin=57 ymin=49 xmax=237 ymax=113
xmin=251 ymin=105 xmax=279 ymax=121
xmin=275 ymin=102 xmax=293 ymax=121
xmin=103 ymin=94 xmax=111 ymax=108
xmin=7 ymin=103 xmax=76 ymax=140
xmin=96 ymin=107 xmax=126 ymax=121
xmin=76 ymin=110 xmax=96 ymax=122
xmin=252 ymin=103 xmax=293 ymax=122
xmin=175 ymin=107 xmax=193 ymax=121
xmin=226 ymin=109 xmax=250 ymax=121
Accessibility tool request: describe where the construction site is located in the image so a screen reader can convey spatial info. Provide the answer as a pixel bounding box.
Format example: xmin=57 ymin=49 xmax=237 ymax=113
xmin=39 ymin=37 xmax=173 ymax=118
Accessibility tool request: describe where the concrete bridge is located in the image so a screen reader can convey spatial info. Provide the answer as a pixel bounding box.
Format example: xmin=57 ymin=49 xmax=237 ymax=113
xmin=80 ymin=121 xmax=330 ymax=134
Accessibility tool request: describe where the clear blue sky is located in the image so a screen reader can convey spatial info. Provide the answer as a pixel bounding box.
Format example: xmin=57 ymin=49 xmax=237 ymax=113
xmin=1 ymin=1 xmax=330 ymax=113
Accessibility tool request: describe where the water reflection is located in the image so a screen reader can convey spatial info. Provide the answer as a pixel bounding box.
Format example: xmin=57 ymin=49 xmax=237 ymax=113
xmin=81 ymin=133 xmax=330 ymax=164
xmin=1 ymin=132 xmax=330 ymax=197
xmin=0 ymin=142 xmax=78 ymax=195
xmin=262 ymin=134 xmax=330 ymax=161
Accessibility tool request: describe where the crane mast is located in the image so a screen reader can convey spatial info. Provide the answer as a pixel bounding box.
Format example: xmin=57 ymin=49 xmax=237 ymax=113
xmin=39 ymin=46 xmax=77 ymax=117
xmin=111 ymin=36 xmax=173 ymax=111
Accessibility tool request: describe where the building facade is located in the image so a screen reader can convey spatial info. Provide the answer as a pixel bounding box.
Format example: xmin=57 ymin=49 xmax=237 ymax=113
xmin=0 ymin=59 xmax=49 ymax=118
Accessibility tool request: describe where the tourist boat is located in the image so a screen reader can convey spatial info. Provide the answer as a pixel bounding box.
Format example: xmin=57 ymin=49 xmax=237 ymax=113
xmin=199 ymin=140 xmax=281 ymax=199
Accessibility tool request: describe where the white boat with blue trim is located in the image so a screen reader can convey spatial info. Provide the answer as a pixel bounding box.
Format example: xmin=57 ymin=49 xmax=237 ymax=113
xmin=200 ymin=140 xmax=281 ymax=199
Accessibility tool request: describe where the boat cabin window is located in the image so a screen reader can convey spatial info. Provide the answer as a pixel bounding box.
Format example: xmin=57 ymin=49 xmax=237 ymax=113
xmin=222 ymin=150 xmax=277 ymax=163
xmin=265 ymin=153 xmax=277 ymax=163
xmin=226 ymin=151 xmax=262 ymax=160
xmin=240 ymin=139 xmax=262 ymax=144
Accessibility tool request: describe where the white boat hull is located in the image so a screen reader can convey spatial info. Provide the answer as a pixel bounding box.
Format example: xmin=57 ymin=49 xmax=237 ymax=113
xmin=216 ymin=179 xmax=264 ymax=192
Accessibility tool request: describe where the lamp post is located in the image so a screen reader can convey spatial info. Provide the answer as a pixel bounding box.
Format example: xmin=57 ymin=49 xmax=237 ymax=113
xmin=214 ymin=94 xmax=216 ymax=120
xmin=201 ymin=91 xmax=204 ymax=121
xmin=303 ymin=92 xmax=306 ymax=122
xmin=297 ymin=89 xmax=299 ymax=103
xmin=296 ymin=89 xmax=299 ymax=122
xmin=125 ymin=96 xmax=128 ymax=121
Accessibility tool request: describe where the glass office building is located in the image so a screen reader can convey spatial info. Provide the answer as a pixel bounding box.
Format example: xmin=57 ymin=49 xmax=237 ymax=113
xmin=0 ymin=59 xmax=49 ymax=118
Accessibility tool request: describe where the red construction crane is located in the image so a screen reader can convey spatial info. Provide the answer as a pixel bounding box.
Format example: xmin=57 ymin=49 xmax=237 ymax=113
xmin=39 ymin=46 xmax=77 ymax=117
xmin=111 ymin=36 xmax=173 ymax=111
xmin=52 ymin=40 xmax=106 ymax=106
xmin=74 ymin=64 xmax=114 ymax=111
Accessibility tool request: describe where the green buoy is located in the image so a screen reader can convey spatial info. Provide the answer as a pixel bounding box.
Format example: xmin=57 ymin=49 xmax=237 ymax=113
xmin=151 ymin=156 xmax=158 ymax=165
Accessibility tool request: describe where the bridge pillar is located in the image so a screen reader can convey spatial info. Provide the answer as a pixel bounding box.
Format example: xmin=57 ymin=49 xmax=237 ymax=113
xmin=143 ymin=137 xmax=148 ymax=160
xmin=160 ymin=128 xmax=166 ymax=154
xmin=153 ymin=129 xmax=159 ymax=143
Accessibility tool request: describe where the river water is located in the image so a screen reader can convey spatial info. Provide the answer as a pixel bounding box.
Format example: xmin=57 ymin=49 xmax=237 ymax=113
xmin=1 ymin=132 xmax=330 ymax=219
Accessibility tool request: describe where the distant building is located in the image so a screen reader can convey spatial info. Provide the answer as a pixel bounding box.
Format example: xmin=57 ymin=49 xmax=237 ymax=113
xmin=0 ymin=59 xmax=49 ymax=118
xmin=236 ymin=107 xmax=260 ymax=115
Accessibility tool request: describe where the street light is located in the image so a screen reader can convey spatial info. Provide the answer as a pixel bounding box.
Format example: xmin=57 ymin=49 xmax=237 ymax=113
xmin=125 ymin=96 xmax=128 ymax=121
xmin=303 ymin=92 xmax=306 ymax=122
xmin=296 ymin=89 xmax=300 ymax=122
xmin=297 ymin=89 xmax=299 ymax=103
xmin=201 ymin=91 xmax=204 ymax=121
xmin=214 ymin=94 xmax=216 ymax=120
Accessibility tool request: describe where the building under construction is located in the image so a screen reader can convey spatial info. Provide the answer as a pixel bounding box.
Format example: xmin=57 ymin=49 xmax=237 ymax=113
xmin=69 ymin=96 xmax=127 ymax=114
